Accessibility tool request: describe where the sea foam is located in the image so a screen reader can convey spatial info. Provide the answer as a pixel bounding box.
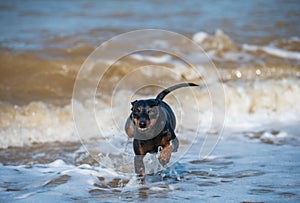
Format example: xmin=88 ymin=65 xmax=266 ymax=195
xmin=0 ymin=78 xmax=299 ymax=148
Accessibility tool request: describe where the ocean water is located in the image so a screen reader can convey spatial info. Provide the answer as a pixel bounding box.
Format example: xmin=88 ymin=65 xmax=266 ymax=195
xmin=0 ymin=0 xmax=300 ymax=202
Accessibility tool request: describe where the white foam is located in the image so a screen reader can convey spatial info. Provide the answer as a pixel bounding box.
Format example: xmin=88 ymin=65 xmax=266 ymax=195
xmin=260 ymin=131 xmax=287 ymax=144
xmin=0 ymin=159 xmax=130 ymax=202
xmin=242 ymin=44 xmax=300 ymax=60
xmin=130 ymin=54 xmax=172 ymax=64
xmin=223 ymin=78 xmax=300 ymax=132
xmin=192 ymin=32 xmax=209 ymax=44
xmin=289 ymin=36 xmax=300 ymax=42
xmin=0 ymin=102 xmax=76 ymax=148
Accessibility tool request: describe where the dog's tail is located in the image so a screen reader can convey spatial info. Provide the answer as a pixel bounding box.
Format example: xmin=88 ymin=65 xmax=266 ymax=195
xmin=155 ymin=83 xmax=198 ymax=101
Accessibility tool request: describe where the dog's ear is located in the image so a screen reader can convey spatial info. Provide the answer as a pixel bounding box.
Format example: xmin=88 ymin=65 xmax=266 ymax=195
xmin=131 ymin=100 xmax=137 ymax=106
xmin=131 ymin=100 xmax=137 ymax=111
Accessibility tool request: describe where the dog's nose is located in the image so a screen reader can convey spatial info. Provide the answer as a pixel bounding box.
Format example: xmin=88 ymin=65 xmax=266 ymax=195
xmin=139 ymin=120 xmax=147 ymax=128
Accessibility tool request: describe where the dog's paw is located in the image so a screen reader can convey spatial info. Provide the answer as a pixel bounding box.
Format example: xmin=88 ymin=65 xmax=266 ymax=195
xmin=136 ymin=174 xmax=146 ymax=184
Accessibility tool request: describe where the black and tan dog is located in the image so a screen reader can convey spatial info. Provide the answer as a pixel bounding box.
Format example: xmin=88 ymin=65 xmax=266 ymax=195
xmin=125 ymin=83 xmax=198 ymax=183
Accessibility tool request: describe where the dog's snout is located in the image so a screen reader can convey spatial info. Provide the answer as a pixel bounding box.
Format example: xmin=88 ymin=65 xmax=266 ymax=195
xmin=139 ymin=120 xmax=147 ymax=128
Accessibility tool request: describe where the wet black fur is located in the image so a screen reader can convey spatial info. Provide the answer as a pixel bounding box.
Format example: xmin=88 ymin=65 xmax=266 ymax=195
xmin=125 ymin=83 xmax=198 ymax=182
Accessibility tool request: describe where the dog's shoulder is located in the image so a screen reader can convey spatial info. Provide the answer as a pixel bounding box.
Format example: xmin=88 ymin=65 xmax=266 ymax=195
xmin=125 ymin=116 xmax=134 ymax=138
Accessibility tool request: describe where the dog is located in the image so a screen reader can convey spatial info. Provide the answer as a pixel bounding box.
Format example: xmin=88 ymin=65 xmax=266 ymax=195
xmin=125 ymin=83 xmax=198 ymax=183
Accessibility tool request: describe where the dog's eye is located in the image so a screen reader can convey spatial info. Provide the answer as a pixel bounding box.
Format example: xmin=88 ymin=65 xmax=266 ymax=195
xmin=148 ymin=109 xmax=156 ymax=114
xmin=136 ymin=107 xmax=141 ymax=113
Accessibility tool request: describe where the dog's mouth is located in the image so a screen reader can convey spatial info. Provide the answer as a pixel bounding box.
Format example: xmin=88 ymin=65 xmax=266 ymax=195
xmin=135 ymin=119 xmax=165 ymax=136
xmin=136 ymin=124 xmax=153 ymax=132
xmin=135 ymin=125 xmax=161 ymax=139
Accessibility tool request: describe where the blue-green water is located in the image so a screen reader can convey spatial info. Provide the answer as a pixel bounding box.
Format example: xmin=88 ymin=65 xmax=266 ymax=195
xmin=1 ymin=0 xmax=299 ymax=50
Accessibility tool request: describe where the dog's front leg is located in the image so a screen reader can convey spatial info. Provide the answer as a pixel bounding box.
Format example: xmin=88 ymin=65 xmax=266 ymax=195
xmin=134 ymin=155 xmax=145 ymax=183
xmin=158 ymin=130 xmax=175 ymax=166
xmin=159 ymin=143 xmax=173 ymax=166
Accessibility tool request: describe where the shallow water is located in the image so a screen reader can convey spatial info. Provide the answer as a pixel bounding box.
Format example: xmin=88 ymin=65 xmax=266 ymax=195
xmin=1 ymin=130 xmax=299 ymax=202
xmin=0 ymin=0 xmax=300 ymax=202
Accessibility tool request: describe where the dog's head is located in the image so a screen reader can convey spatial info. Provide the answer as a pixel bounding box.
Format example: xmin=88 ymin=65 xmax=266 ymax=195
xmin=131 ymin=99 xmax=160 ymax=130
xmin=130 ymin=99 xmax=165 ymax=134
